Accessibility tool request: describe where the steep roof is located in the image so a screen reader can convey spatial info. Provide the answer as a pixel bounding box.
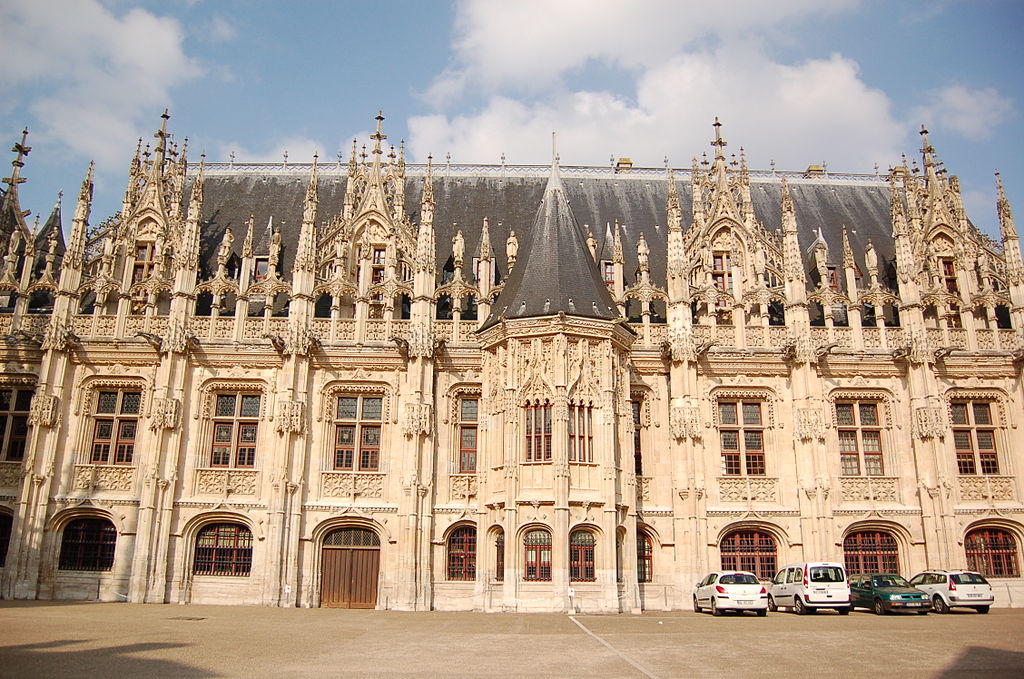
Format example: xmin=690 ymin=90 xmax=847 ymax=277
xmin=184 ymin=165 xmax=899 ymax=293
xmin=482 ymin=162 xmax=619 ymax=327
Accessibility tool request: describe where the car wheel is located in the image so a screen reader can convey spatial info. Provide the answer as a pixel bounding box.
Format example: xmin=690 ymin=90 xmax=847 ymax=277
xmin=693 ymin=595 xmax=701 ymax=613
xmin=873 ymin=599 xmax=887 ymax=616
xmin=933 ymin=595 xmax=949 ymax=614
xmin=794 ymin=597 xmax=807 ymax=615
xmin=711 ymin=598 xmax=722 ymax=617
xmin=756 ymin=608 xmax=767 ymax=617
xmin=767 ymin=595 xmax=777 ymax=613
xmin=838 ymin=607 xmax=850 ymax=615
xmin=976 ymin=605 xmax=990 ymax=614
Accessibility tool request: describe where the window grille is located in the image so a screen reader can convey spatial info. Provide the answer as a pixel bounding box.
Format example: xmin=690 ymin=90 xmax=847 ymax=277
xmin=193 ymin=523 xmax=253 ymax=576
xmin=523 ymin=529 xmax=552 ymax=581
xmin=965 ymin=529 xmax=1019 ymax=578
xmin=720 ymin=529 xmax=776 ymax=580
xmin=447 ymin=526 xmax=477 ymax=581
xmin=843 ymin=530 xmax=899 ymax=574
xmin=637 ymin=532 xmax=654 ymax=583
xmin=58 ymin=518 xmax=116 ymax=571
xmin=569 ymin=530 xmax=596 ymax=582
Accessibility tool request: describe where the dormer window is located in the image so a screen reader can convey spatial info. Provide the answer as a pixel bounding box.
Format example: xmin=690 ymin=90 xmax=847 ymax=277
xmin=712 ymin=252 xmax=733 ymax=307
xmin=941 ymin=258 xmax=958 ymax=294
xmin=827 ymin=267 xmax=840 ymax=292
xmin=132 ymin=242 xmax=155 ymax=284
xmin=602 ymin=260 xmax=614 ymax=288
xmin=254 ymin=258 xmax=269 ymax=281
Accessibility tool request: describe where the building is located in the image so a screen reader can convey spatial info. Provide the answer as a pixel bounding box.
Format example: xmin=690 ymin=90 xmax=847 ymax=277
xmin=0 ymin=112 xmax=1022 ymax=611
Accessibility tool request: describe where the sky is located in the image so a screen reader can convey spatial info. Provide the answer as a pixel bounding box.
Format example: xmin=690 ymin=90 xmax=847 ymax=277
xmin=1 ymin=0 xmax=1022 ymax=239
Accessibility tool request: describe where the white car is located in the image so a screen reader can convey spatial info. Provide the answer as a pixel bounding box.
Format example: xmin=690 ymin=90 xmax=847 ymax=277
xmin=768 ymin=562 xmax=851 ymax=614
xmin=908 ymin=570 xmax=994 ymax=614
xmin=693 ymin=570 xmax=769 ymax=616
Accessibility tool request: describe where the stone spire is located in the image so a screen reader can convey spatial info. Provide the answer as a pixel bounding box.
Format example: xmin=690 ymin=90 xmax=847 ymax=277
xmin=58 ymin=162 xmax=93 ymax=293
xmin=478 ymin=216 xmax=493 ymax=262
xmin=179 ymin=155 xmax=204 ymax=275
xmin=482 ymin=150 xmax=618 ymax=327
xmin=780 ymin=178 xmax=804 ymax=286
xmin=997 ymin=171 xmax=1024 ymax=285
xmin=842 ymin=225 xmax=855 ymax=269
xmin=0 ymin=128 xmax=31 ymax=240
xmin=415 ymin=154 xmax=436 ymax=276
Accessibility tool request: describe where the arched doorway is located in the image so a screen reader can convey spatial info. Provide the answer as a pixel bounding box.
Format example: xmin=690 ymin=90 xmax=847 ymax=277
xmin=321 ymin=527 xmax=380 ymax=608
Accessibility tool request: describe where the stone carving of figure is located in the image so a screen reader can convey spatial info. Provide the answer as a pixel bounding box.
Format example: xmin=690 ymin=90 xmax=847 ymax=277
xmin=636 ymin=233 xmax=650 ymax=273
xmin=865 ymin=239 xmax=878 ymax=284
xmin=752 ymin=241 xmax=766 ymax=283
xmin=269 ymin=228 xmax=281 ymax=269
xmin=977 ymin=249 xmax=991 ymax=288
xmin=217 ymin=228 xmax=234 ymax=269
xmin=506 ymin=230 xmax=518 ymax=268
xmin=452 ymin=230 xmax=465 ymax=268
xmin=813 ymin=243 xmax=828 ymax=283
xmin=586 ymin=230 xmax=597 ymax=259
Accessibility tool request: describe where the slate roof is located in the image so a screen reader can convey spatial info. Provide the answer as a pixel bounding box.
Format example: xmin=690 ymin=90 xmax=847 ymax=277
xmin=188 ymin=166 xmax=898 ymax=297
xmin=481 ymin=163 xmax=618 ymax=327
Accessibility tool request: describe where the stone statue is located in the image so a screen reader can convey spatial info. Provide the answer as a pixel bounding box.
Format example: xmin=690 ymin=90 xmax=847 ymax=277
xmin=586 ymin=230 xmax=597 ymax=259
xmin=506 ymin=230 xmax=518 ymax=268
xmin=752 ymin=241 xmax=766 ymax=283
xmin=813 ymin=243 xmax=828 ymax=283
xmin=217 ymin=228 xmax=234 ymax=269
xmin=865 ymin=239 xmax=878 ymax=284
xmin=636 ymin=233 xmax=650 ymax=273
xmin=453 ymin=230 xmax=465 ymax=268
xmin=269 ymin=228 xmax=281 ymax=269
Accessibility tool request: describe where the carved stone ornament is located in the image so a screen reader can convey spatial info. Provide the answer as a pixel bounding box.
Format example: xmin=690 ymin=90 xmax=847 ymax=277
xmin=406 ymin=320 xmax=436 ymax=358
xmin=913 ymin=406 xmax=944 ymax=440
xmin=795 ymin=407 xmax=826 ymax=442
xmin=286 ymin=320 xmax=316 ymax=356
xmin=667 ymin=325 xmax=696 ymax=362
xmin=322 ymin=472 xmax=384 ymax=498
xmin=148 ymin=397 xmax=180 ymax=431
xmin=275 ymin=399 xmax=305 ymax=434
xmin=450 ymin=474 xmax=478 ymax=501
xmin=670 ymin=405 xmax=701 ymax=441
xmin=908 ymin=329 xmax=933 ymax=365
xmin=195 ymin=469 xmax=258 ymax=495
xmin=402 ymin=402 xmax=433 ymax=437
xmin=74 ymin=464 xmax=135 ymax=492
xmin=40 ymin=316 xmax=74 ymax=352
xmin=28 ymin=394 xmax=60 ymax=428
xmin=162 ymin=318 xmax=194 ymax=355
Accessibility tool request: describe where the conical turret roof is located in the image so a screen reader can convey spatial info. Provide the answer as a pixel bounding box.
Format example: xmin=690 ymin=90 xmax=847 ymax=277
xmin=482 ymin=159 xmax=618 ymax=328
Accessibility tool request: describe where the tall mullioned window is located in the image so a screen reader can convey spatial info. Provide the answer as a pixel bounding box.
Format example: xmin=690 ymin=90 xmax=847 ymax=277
xmin=91 ymin=390 xmax=141 ymax=465
xmin=631 ymin=400 xmax=643 ymax=475
xmin=0 ymin=388 xmax=32 ymax=462
xmin=193 ymin=523 xmax=253 ymax=576
xmin=447 ymin=526 xmax=477 ymax=581
xmin=568 ymin=403 xmax=593 ymax=463
xmin=952 ymin=401 xmax=999 ymax=475
xmin=525 ymin=401 xmax=552 ymax=462
xmin=523 ymin=529 xmax=552 ymax=582
xmin=59 ymin=518 xmax=116 ymax=571
xmin=334 ymin=395 xmax=383 ymax=471
xmin=836 ymin=402 xmax=884 ymax=476
xmin=569 ymin=530 xmax=596 ymax=582
xmin=718 ymin=401 xmax=765 ymax=476
xmin=457 ymin=398 xmax=478 ymax=474
xmin=210 ymin=393 xmax=261 ymax=468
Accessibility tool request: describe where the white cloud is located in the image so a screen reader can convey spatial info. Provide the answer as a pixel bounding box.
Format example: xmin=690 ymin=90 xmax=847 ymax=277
xmin=214 ymin=136 xmax=329 ymax=165
xmin=426 ymin=0 xmax=861 ymax=104
xmin=410 ymin=46 xmax=904 ymax=173
xmin=912 ymin=85 xmax=1015 ymax=141
xmin=201 ymin=15 xmax=238 ymax=43
xmin=0 ymin=1 xmax=201 ymax=167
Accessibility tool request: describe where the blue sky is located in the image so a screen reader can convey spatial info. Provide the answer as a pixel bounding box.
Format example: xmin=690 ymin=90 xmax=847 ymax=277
xmin=2 ymin=0 xmax=1022 ymax=238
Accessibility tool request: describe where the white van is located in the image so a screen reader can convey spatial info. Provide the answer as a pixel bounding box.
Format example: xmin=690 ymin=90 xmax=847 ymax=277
xmin=768 ymin=562 xmax=851 ymax=614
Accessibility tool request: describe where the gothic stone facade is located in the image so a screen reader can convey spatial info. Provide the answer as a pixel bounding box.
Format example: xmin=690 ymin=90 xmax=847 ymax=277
xmin=0 ymin=115 xmax=1023 ymax=611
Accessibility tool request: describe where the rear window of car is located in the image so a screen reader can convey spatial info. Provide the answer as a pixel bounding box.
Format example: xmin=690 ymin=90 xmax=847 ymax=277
xmin=809 ymin=567 xmax=845 ymax=583
xmin=951 ymin=573 xmax=989 ymax=585
xmin=719 ymin=574 xmax=759 ymax=585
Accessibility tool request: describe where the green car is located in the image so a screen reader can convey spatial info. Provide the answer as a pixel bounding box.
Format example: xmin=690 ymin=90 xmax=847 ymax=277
xmin=850 ymin=573 xmax=933 ymax=615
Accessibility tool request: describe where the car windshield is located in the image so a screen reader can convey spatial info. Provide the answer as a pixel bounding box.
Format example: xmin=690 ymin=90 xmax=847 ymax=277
xmin=871 ymin=575 xmax=910 ymax=588
xmin=719 ymin=574 xmax=759 ymax=585
xmin=951 ymin=573 xmax=989 ymax=585
xmin=809 ymin=567 xmax=845 ymax=583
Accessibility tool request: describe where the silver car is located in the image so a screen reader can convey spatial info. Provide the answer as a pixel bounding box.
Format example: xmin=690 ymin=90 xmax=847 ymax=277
xmin=909 ymin=570 xmax=995 ymax=613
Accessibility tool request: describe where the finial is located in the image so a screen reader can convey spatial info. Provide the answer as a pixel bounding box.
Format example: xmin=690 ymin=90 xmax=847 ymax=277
xmin=371 ymin=110 xmax=386 ymax=155
xmin=4 ymin=127 xmax=31 ymax=190
xmin=711 ymin=117 xmax=727 ymax=159
xmin=55 ymin=188 xmax=63 ymax=209
xmin=282 ymin=150 xmax=288 ymax=166
xmin=229 ymin=150 xmax=235 ymax=166
xmin=551 ymin=131 xmax=557 ymax=167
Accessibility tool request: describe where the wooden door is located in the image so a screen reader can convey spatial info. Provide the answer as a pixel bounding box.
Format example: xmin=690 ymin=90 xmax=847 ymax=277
xmin=321 ymin=529 xmax=380 ymax=608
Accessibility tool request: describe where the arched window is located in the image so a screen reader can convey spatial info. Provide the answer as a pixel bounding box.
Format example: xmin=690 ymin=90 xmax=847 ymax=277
xmin=59 ymin=518 xmax=116 ymax=571
xmin=495 ymin=530 xmax=505 ymax=582
xmin=193 ymin=523 xmax=253 ymax=576
xmin=843 ymin=530 xmax=899 ymax=574
xmin=965 ymin=528 xmax=1019 ymax=578
xmin=569 ymin=530 xmax=596 ymax=582
xmin=523 ymin=529 xmax=552 ymax=582
xmin=720 ymin=529 xmax=776 ymax=581
xmin=637 ymin=532 xmax=653 ymax=583
xmin=0 ymin=513 xmax=12 ymax=567
xmin=447 ymin=526 xmax=477 ymax=581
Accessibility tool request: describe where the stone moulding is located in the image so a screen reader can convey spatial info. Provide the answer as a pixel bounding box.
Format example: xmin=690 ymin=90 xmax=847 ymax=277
xmin=958 ymin=475 xmax=1015 ymax=501
xmin=321 ymin=471 xmax=385 ymax=498
xmin=717 ymin=476 xmax=779 ymax=502
xmin=73 ymin=464 xmax=136 ymax=492
xmin=194 ymin=469 xmax=258 ymax=496
xmin=839 ymin=476 xmax=899 ymax=502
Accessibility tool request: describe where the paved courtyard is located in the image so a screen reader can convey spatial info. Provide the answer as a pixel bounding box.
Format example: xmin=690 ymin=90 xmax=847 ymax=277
xmin=1 ymin=601 xmax=1022 ymax=678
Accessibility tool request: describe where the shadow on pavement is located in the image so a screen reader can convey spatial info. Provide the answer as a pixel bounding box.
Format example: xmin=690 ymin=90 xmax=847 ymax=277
xmin=938 ymin=645 xmax=1024 ymax=678
xmin=0 ymin=639 xmax=216 ymax=679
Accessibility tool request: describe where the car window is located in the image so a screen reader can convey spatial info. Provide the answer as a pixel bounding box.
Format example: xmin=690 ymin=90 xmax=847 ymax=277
xmin=773 ymin=571 xmax=786 ymax=584
xmin=720 ymin=574 xmax=759 ymax=585
xmin=872 ymin=575 xmax=909 ymax=588
xmin=810 ymin=566 xmax=845 ymax=583
xmin=909 ymin=574 xmax=924 ymax=585
xmin=951 ymin=573 xmax=989 ymax=585
xmin=788 ymin=568 xmax=801 ymax=583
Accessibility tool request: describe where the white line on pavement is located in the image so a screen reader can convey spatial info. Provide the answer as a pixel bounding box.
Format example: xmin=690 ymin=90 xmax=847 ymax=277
xmin=569 ymin=615 xmax=662 ymax=679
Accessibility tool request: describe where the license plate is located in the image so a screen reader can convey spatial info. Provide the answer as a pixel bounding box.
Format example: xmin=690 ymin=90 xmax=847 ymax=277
xmin=906 ymin=602 xmax=922 ymax=607
xmin=966 ymin=593 xmax=983 ymax=598
xmin=737 ymin=600 xmax=753 ymax=605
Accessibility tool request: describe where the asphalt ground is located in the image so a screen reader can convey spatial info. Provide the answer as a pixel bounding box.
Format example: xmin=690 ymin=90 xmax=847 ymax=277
xmin=0 ymin=601 xmax=1022 ymax=678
